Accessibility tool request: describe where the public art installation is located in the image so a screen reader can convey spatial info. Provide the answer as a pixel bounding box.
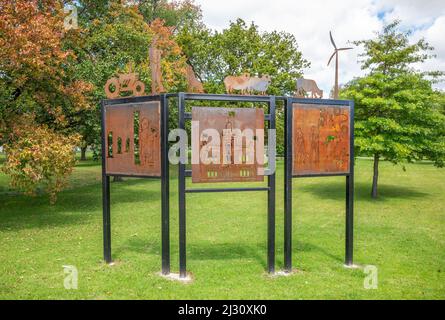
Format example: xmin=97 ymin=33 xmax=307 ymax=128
xmin=224 ymin=74 xmax=271 ymax=94
xmin=104 ymin=73 xmax=146 ymax=99
xmin=327 ymin=31 xmax=353 ymax=99
xmin=100 ymin=85 xmax=354 ymax=279
xmin=284 ymin=97 xmax=354 ymax=272
xmin=191 ymin=107 xmax=264 ymax=183
xmin=295 ymin=78 xmax=323 ymax=98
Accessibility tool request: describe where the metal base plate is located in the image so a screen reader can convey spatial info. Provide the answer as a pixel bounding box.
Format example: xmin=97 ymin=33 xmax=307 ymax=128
xmin=159 ymin=272 xmax=193 ymax=283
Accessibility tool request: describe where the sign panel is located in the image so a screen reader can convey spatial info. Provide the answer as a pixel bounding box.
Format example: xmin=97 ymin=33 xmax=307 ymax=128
xmin=105 ymin=101 xmax=161 ymax=177
xmin=292 ymin=104 xmax=350 ymax=176
xmin=192 ymin=107 xmax=264 ymax=183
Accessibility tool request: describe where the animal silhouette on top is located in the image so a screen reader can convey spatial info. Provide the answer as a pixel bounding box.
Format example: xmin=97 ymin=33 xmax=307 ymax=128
xmin=224 ymin=73 xmax=271 ymax=95
xmin=186 ymin=64 xmax=205 ymax=93
xmin=295 ymin=78 xmax=323 ymax=98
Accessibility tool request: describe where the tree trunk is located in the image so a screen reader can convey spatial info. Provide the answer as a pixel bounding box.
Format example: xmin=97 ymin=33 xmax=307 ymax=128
xmin=80 ymin=146 xmax=87 ymax=161
xmin=113 ymin=176 xmax=124 ymax=182
xmin=371 ymin=154 xmax=379 ymax=199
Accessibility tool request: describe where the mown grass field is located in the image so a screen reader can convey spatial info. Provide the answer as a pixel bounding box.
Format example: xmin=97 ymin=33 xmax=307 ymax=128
xmin=0 ymin=155 xmax=444 ymax=299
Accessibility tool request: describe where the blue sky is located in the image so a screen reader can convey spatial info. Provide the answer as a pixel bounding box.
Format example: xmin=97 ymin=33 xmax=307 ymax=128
xmin=195 ymin=0 xmax=445 ymax=94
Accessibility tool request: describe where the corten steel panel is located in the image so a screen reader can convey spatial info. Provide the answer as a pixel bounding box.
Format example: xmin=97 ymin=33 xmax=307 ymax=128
xmin=105 ymin=101 xmax=161 ymax=177
xmin=192 ymin=107 xmax=265 ymax=183
xmin=292 ymin=103 xmax=350 ymax=176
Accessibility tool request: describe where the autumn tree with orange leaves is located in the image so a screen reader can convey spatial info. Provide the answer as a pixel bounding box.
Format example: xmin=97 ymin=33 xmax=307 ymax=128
xmin=0 ymin=0 xmax=93 ymax=203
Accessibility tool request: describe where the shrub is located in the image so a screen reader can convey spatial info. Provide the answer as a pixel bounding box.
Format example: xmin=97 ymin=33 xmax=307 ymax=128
xmin=2 ymin=125 xmax=80 ymax=204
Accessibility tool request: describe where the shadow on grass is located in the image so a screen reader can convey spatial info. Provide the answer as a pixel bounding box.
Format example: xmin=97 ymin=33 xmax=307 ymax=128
xmin=188 ymin=243 xmax=267 ymax=269
xmin=298 ymin=181 xmax=428 ymax=202
xmin=0 ymin=179 xmax=164 ymax=231
xmin=115 ymin=237 xmax=347 ymax=271
xmin=75 ymin=161 xmax=101 ymax=168
xmin=0 ymin=205 xmax=92 ymax=232
xmin=116 ymin=237 xmax=268 ymax=269
xmin=295 ymin=241 xmax=343 ymax=264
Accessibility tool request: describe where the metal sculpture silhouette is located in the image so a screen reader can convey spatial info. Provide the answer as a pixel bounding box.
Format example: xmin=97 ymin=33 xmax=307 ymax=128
xmin=327 ymin=31 xmax=353 ymax=99
xmin=224 ymin=74 xmax=271 ymax=95
xmin=186 ymin=64 xmax=204 ymax=93
xmin=104 ymin=73 xmax=145 ymax=99
xmin=149 ymin=35 xmax=165 ymax=94
xmin=295 ymin=78 xmax=323 ymax=98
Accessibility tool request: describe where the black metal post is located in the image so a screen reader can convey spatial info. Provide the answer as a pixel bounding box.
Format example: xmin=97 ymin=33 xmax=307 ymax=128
xmin=101 ymin=101 xmax=112 ymax=263
xmin=345 ymin=101 xmax=355 ymax=266
xmin=160 ymin=94 xmax=170 ymax=274
xmin=284 ymin=97 xmax=293 ymax=272
xmin=267 ymin=96 xmax=276 ymax=274
xmin=178 ymin=93 xmax=187 ymax=278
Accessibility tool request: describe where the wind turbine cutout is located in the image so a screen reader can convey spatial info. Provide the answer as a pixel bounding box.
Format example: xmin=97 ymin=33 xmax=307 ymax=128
xmin=327 ymin=31 xmax=353 ymax=99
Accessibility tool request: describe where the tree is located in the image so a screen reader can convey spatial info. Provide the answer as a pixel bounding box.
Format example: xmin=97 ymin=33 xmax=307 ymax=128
xmin=178 ymin=19 xmax=309 ymax=95
xmin=341 ymin=20 xmax=445 ymax=198
xmin=135 ymin=0 xmax=203 ymax=29
xmin=2 ymin=118 xmax=80 ymax=204
xmin=67 ymin=0 xmax=154 ymax=161
xmin=0 ymin=0 xmax=92 ymax=203
xmin=69 ymin=1 xmax=193 ymax=160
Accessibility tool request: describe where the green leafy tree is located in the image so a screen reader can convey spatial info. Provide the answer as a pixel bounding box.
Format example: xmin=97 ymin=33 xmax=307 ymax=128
xmin=135 ymin=0 xmax=203 ymax=29
xmin=178 ymin=19 xmax=309 ymax=95
xmin=341 ymin=20 xmax=445 ymax=198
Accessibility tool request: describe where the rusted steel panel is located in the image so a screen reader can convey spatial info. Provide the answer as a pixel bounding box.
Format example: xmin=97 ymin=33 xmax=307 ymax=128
xmin=105 ymin=101 xmax=161 ymax=177
xmin=192 ymin=107 xmax=265 ymax=183
xmin=292 ymin=104 xmax=350 ymax=176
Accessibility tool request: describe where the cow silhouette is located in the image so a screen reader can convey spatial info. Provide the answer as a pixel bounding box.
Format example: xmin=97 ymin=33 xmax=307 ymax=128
xmin=224 ymin=74 xmax=271 ymax=95
xmin=295 ymin=78 xmax=323 ymax=98
xmin=224 ymin=73 xmax=250 ymax=94
xmin=248 ymin=75 xmax=271 ymax=95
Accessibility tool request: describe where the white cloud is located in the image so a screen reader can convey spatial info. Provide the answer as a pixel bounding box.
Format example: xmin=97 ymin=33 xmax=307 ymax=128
xmin=195 ymin=0 xmax=445 ymax=94
xmin=376 ymin=0 xmax=445 ymax=27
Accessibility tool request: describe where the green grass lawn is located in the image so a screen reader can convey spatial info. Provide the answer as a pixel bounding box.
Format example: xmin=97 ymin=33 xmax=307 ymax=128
xmin=0 ymin=156 xmax=444 ymax=299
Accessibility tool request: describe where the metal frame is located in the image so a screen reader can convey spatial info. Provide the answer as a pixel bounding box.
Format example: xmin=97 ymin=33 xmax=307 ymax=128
xmin=284 ymin=97 xmax=355 ymax=272
xmin=174 ymin=93 xmax=276 ymax=278
xmin=101 ymin=94 xmax=170 ymax=274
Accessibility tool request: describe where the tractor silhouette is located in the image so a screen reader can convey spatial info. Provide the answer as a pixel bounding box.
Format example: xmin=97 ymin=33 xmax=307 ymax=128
xmin=104 ymin=73 xmax=145 ymax=99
